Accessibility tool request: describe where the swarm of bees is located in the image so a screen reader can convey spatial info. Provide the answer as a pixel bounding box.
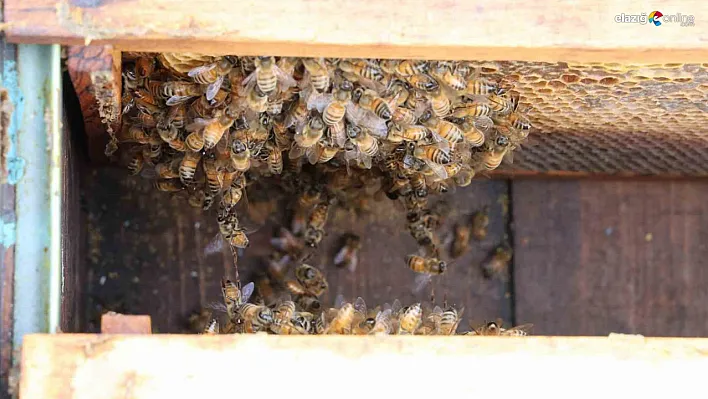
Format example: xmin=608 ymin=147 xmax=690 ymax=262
xmin=117 ymin=53 xmax=531 ymax=284
xmin=206 ymin=275 xmax=532 ymax=336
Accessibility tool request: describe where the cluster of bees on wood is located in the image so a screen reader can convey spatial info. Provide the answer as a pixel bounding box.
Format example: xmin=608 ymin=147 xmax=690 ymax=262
xmin=117 ymin=53 xmax=531 ymax=333
xmin=203 ymin=275 xmax=531 ymax=336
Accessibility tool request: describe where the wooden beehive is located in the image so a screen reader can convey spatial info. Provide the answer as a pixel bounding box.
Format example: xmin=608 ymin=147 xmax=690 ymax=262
xmin=3 ymin=1 xmax=708 ymax=397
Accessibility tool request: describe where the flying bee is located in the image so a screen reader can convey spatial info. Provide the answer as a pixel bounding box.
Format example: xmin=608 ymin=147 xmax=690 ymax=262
xmin=188 ymin=56 xmax=234 ymax=101
xmin=482 ymin=245 xmax=513 ymax=280
xmin=304 ymin=202 xmax=331 ymax=248
xmin=153 ymin=179 xmax=184 ymax=193
xmin=488 ymin=91 xmax=519 ymax=116
xmin=407 ymin=73 xmax=439 ymax=93
xmin=230 ymin=139 xmax=252 ymax=172
xmin=186 ymin=111 xmax=235 ymax=150
xmin=295 ymin=264 xmax=329 ymax=297
xmin=438 ymin=306 xmax=464 ymax=335
xmin=242 ymin=56 xmax=297 ymax=94
xmin=161 ymin=81 xmax=203 ymax=106
xmin=406 ymin=254 xmax=447 ymax=275
xmin=270 ymin=227 xmax=304 ymax=256
xmin=221 ymin=278 xmax=255 ymax=322
xmin=471 ymin=207 xmax=490 ymax=241
xmin=397 ymin=303 xmax=422 ymax=335
xmin=179 ymin=150 xmax=201 ymax=186
xmin=290 ymin=115 xmax=326 ymax=159
xmin=333 ymin=233 xmax=361 ymax=272
xmin=301 ymin=58 xmax=331 ymax=92
xmin=239 ymin=303 xmax=275 ymax=333
xmin=451 ymin=223 xmax=471 ymax=259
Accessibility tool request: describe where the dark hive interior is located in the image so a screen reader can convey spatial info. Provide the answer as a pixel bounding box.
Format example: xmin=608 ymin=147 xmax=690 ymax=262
xmin=65 ymin=53 xmax=708 ymax=337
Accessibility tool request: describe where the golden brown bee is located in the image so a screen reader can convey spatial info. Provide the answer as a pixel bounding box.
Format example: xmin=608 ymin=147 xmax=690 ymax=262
xmin=301 ymin=58 xmax=331 ymax=92
xmin=482 ymin=134 xmax=510 ymax=171
xmin=460 ymin=120 xmax=486 ymax=147
xmin=508 ymin=111 xmax=532 ymax=131
xmin=203 ymin=319 xmax=219 ymax=335
xmin=451 ymin=102 xmax=491 ymax=119
xmin=339 ymin=59 xmax=385 ymax=83
xmin=322 ymin=80 xmax=353 ymax=126
xmin=203 ymin=157 xmax=224 ymax=195
xmin=188 ymin=188 xmax=214 ymax=210
xmin=345 ymin=125 xmax=379 ymax=169
xmin=391 ymin=106 xmax=418 ymax=126
xmin=355 ymin=88 xmax=393 ymax=120
xmin=407 ymin=73 xmax=439 ymax=93
xmin=334 ymin=233 xmax=361 ymax=272
xmin=451 ymin=223 xmax=471 ymax=259
xmin=269 ymin=300 xmax=297 ymax=334
xmin=153 ymin=179 xmax=184 ymax=192
xmin=421 ymin=113 xmax=463 ymax=149
xmin=397 ymin=303 xmax=422 ymax=335
xmin=471 ymin=207 xmax=490 ymax=241
xmin=406 ymin=254 xmax=447 ymax=275
xmin=179 ymin=151 xmax=201 ymax=186
xmin=244 ymin=84 xmax=269 ymax=113
xmin=323 ymin=300 xmax=356 ymax=334
xmin=389 ymin=59 xmax=429 ymax=77
xmin=465 ymin=79 xmax=498 ymax=96
xmin=438 ymin=306 xmax=464 ymax=335
xmin=414 ymin=143 xmax=451 ymax=165
xmin=150 ymin=158 xmax=181 ymax=179
xmin=239 ymin=303 xmax=274 ymax=333
xmin=264 ymin=141 xmax=283 ymax=175
xmin=221 ymin=173 xmax=246 ymax=210
xmin=290 ymin=115 xmax=326 ymax=158
xmin=127 ymin=152 xmax=144 ymax=175
xmin=296 ymin=295 xmax=322 ymax=314
xmin=230 ymin=139 xmax=252 ymax=172
xmin=134 ymin=56 xmax=155 ymax=81
xmin=243 ymin=56 xmax=296 ymax=94
xmin=304 ymin=202 xmax=330 ymax=248
xmin=184 ymin=131 xmax=205 ymax=152
xmin=161 ymin=81 xmax=202 ymax=106
xmin=488 ymin=91 xmax=519 ymax=116
xmin=117 ymin=125 xmax=150 ymax=144
xmin=454 ymin=61 xmax=474 ymax=79
xmin=429 ymin=88 xmax=451 ymax=117
xmin=188 ymin=57 xmax=234 ymax=101
xmin=467 ymin=320 xmax=533 ymax=336
xmin=266 ymin=92 xmax=284 ymax=115
xmin=388 ymin=124 xmax=429 ymax=143
xmin=294 ymin=263 xmax=328 ymax=297
xmin=221 ymin=278 xmax=255 ymax=322
xmin=431 ymin=63 xmax=467 ymax=92
xmin=187 ymin=112 xmax=235 ymax=150
xmin=482 ymin=245 xmax=513 ymax=280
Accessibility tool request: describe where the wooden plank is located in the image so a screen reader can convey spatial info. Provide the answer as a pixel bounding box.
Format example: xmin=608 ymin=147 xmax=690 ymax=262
xmin=66 ymin=45 xmax=121 ymax=164
xmin=100 ymin=312 xmax=152 ymax=334
xmin=6 ymin=0 xmax=707 ymax=63
xmin=81 ymin=166 xmax=511 ymax=333
xmin=19 ymin=334 xmax=708 ymax=399
xmin=512 ymin=180 xmax=708 ymax=336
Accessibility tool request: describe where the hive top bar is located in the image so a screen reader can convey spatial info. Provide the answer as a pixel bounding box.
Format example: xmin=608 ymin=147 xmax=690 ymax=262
xmin=6 ymin=0 xmax=708 ymax=63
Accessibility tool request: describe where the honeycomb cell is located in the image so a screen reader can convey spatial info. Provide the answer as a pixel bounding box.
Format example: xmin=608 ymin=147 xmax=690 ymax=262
xmin=561 ymin=74 xmax=580 ymax=83
xmin=599 ymin=77 xmax=620 ymax=85
xmin=580 ymin=78 xmax=598 ymax=85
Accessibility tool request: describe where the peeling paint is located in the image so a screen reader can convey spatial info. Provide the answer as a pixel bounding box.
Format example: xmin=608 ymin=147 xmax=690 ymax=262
xmin=0 ymin=218 xmax=17 ymax=247
xmin=2 ymin=60 xmax=27 ymax=185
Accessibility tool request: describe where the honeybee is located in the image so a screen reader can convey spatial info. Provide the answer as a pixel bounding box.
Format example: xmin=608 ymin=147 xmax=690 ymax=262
xmin=507 ymin=110 xmax=532 ymax=131
xmin=244 ymin=84 xmax=269 ymax=113
xmin=179 ymin=151 xmax=201 ymax=186
xmin=345 ymin=125 xmax=379 ymax=169
xmin=184 ymin=131 xmax=205 ymax=152
xmin=216 ymin=206 xmax=250 ymax=249
xmin=468 ymin=320 xmax=533 ymax=336
xmin=134 ymin=56 xmax=155 ymax=82
xmin=488 ymin=91 xmax=519 ymax=116
xmin=482 ymin=245 xmax=513 ymax=280
xmin=242 ymin=56 xmax=296 ymax=94
xmin=117 ymin=125 xmax=150 ymax=144
xmin=454 ymin=61 xmax=474 ymax=79
xmin=153 ymin=179 xmax=184 ymax=192
xmin=406 ymin=254 xmax=447 ymax=275
xmin=188 ymin=188 xmax=214 ymax=210
xmin=187 ymin=112 xmax=235 ymax=150
xmin=201 ymin=157 xmax=223 ymax=195
xmin=471 ymin=207 xmax=490 ymax=241
xmin=161 ymin=81 xmax=202 ymax=106
xmin=290 ymin=115 xmax=326 ymax=159
xmin=388 ymin=124 xmax=429 ymax=143
xmin=188 ymin=57 xmax=234 ymax=101
xmin=301 ymin=58 xmax=331 ymax=92
xmin=451 ymin=102 xmax=491 ymax=119
xmin=430 ymin=63 xmax=467 ymax=92
xmin=127 ymin=151 xmax=144 ymax=175
xmin=323 ymin=299 xmax=355 ymax=334
xmin=420 ymin=112 xmax=462 ymax=149
xmin=296 ymin=295 xmax=322 ymax=314
xmin=304 ymin=202 xmax=331 ymax=248
xmin=221 ymin=173 xmax=246 ymax=210
xmin=368 ymin=308 xmax=394 ymax=335
xmin=429 ymin=88 xmax=451 ymax=117
xmin=239 ymin=303 xmax=274 ymax=333
xmin=270 ymin=300 xmax=297 ymax=334
xmin=338 ymin=59 xmax=385 ymax=84
xmin=460 ymin=119 xmax=486 ymax=147
xmin=264 ymin=141 xmax=283 ymax=175
xmin=294 ymin=264 xmax=328 ymax=297
xmin=465 ymin=79 xmax=498 ymax=96
xmin=438 ymin=306 xmax=464 ymax=335
xmin=354 ymin=88 xmax=393 ymax=120
xmin=221 ymin=278 xmax=255 ymax=322
xmin=412 ymin=143 xmax=451 ymax=180
xmin=270 ymin=227 xmax=304 ymax=256
xmin=388 ymin=59 xmax=429 ymax=77
xmin=407 ymin=73 xmax=439 ymax=93
xmin=147 ymin=157 xmax=181 ymax=179
xmin=289 ymin=311 xmax=314 ymax=335
xmin=321 ymin=80 xmax=353 ymax=126
xmin=397 ymin=303 xmax=422 ymax=335
xmin=451 ymin=223 xmax=471 ymax=258
xmin=230 ymin=139 xmax=252 ymax=172
xmin=391 ymin=106 xmax=418 ymax=126
xmin=307 ymin=138 xmax=339 ymax=165
xmin=482 ymin=134 xmax=510 ymax=171
xmin=203 ymin=319 xmax=219 ymax=335
xmin=333 ymin=233 xmax=361 ymax=272
xmin=291 ymin=185 xmax=324 ymax=234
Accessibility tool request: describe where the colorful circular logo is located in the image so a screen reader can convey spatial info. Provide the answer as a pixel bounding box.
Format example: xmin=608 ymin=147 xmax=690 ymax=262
xmin=649 ymin=11 xmax=663 ymax=26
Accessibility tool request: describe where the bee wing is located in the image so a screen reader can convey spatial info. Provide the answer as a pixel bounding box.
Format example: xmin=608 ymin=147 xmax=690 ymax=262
xmin=412 ymin=274 xmax=433 ymax=295
xmin=306 ymin=92 xmax=333 ymax=113
xmin=333 ymin=244 xmax=348 ymax=267
xmin=503 ymin=323 xmax=534 ymax=335
xmin=166 ymin=95 xmax=193 ymax=106
xmin=186 ymin=118 xmax=212 ymax=132
xmin=330 ymin=125 xmax=346 ymax=148
xmin=428 ymin=130 xmax=451 ymax=153
xmin=347 ymin=251 xmax=358 ymax=273
xmin=122 ymin=97 xmax=134 ymax=114
xmin=345 ymin=103 xmax=388 ymax=138
xmin=188 ymin=63 xmax=217 ymax=78
xmin=274 ymin=66 xmax=298 ymax=91
xmin=205 ymin=301 xmax=228 ymax=313
xmin=241 ymin=69 xmax=257 ymax=87
xmin=334 ymin=293 xmax=346 ymax=309
xmin=306 ymin=145 xmax=320 ymax=165
xmin=139 ymin=164 xmax=158 ymax=179
xmin=424 ymin=159 xmax=449 ymax=180
xmin=376 ymin=308 xmax=392 ymax=323
xmin=206 ymin=75 xmax=225 ymax=102
xmin=502 ymin=148 xmax=514 ymax=165
xmin=204 ymin=233 xmax=225 ymax=256
xmin=353 ymin=297 xmax=367 ymax=316
xmin=241 ymin=281 xmax=255 ymax=304
xmin=288 ymin=143 xmax=307 ymax=160
xmin=473 ymin=115 xmax=494 ymax=133
xmin=391 ymin=299 xmax=402 ymax=316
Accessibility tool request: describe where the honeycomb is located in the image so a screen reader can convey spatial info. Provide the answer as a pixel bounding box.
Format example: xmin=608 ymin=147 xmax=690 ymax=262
xmin=471 ymin=62 xmax=708 ymax=176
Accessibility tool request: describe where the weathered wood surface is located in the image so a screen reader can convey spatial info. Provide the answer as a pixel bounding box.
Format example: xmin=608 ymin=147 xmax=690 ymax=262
xmin=100 ymin=312 xmax=152 ymax=334
xmin=81 ymin=166 xmax=512 ymax=333
xmin=512 ymin=180 xmax=708 ymax=336
xmin=19 ymin=334 xmax=708 ymax=399
xmin=66 ymin=45 xmax=121 ymax=163
xmin=6 ymin=0 xmax=707 ymax=63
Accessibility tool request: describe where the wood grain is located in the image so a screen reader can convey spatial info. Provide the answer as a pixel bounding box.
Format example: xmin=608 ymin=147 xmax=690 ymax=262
xmin=66 ymin=45 xmax=121 ymax=163
xmin=19 ymin=334 xmax=708 ymax=399
xmin=80 ymin=166 xmax=511 ymax=333
xmin=100 ymin=312 xmax=152 ymax=334
xmin=512 ymin=180 xmax=708 ymax=336
xmin=6 ymin=0 xmax=708 ymax=63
